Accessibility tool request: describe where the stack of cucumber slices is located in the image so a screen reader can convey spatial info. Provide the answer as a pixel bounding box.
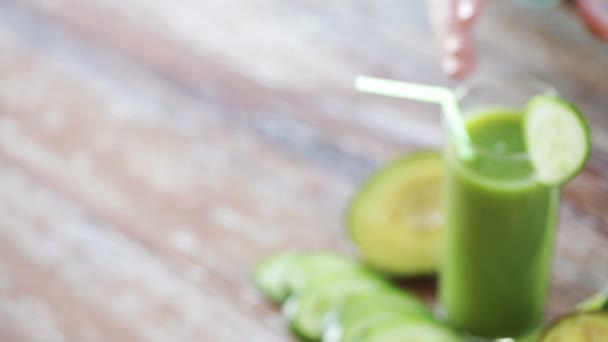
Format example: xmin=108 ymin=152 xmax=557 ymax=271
xmin=253 ymin=151 xmax=455 ymax=341
xmin=255 ymin=251 xmax=608 ymax=342
xmin=254 ymin=252 xmax=462 ymax=342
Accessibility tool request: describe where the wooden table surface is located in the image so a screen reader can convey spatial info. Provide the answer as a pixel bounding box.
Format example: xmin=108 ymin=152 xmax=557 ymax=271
xmin=0 ymin=0 xmax=607 ymax=341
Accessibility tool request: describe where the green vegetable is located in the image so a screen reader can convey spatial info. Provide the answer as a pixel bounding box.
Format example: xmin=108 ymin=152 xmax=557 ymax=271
xmin=254 ymin=252 xmax=301 ymax=303
xmin=348 ymin=151 xmax=444 ymax=276
xmin=540 ymin=311 xmax=608 ymax=342
xmin=287 ymin=270 xmax=387 ymax=341
xmin=524 ymin=94 xmax=591 ymax=185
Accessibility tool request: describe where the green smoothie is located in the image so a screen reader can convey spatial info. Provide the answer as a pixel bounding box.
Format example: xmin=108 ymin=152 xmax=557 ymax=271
xmin=440 ymin=109 xmax=560 ymax=338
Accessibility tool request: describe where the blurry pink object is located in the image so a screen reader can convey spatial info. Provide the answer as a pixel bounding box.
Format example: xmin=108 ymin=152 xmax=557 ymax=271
xmin=428 ymin=0 xmax=608 ymax=80
xmin=576 ymin=0 xmax=608 ymax=39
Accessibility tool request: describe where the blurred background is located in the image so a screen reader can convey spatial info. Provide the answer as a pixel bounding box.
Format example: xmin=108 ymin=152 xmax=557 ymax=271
xmin=0 ymin=0 xmax=606 ymax=341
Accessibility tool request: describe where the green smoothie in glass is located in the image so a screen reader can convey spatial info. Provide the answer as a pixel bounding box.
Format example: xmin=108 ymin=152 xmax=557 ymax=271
xmin=440 ymin=108 xmax=560 ymax=339
xmin=354 ymin=75 xmax=590 ymax=341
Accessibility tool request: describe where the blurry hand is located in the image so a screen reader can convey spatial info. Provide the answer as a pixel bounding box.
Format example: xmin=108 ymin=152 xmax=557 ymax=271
xmin=428 ymin=0 xmax=608 ymax=80
xmin=575 ymin=0 xmax=608 ymax=39
xmin=427 ymin=0 xmax=484 ymax=80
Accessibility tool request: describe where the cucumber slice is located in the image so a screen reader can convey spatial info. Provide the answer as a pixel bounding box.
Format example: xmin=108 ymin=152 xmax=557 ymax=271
xmin=340 ymin=311 xmax=430 ymax=342
xmin=348 ymin=151 xmax=443 ymax=276
xmin=285 ymin=252 xmax=359 ymax=296
xmin=254 ymin=252 xmax=301 ymax=303
xmin=288 ymin=271 xmax=388 ymax=341
xmin=524 ymin=95 xmax=591 ymax=185
xmin=360 ymin=319 xmax=463 ymax=342
xmin=338 ymin=291 xmax=432 ymax=325
xmin=576 ymin=289 xmax=608 ymax=313
xmin=540 ymin=311 xmax=608 ymax=341
xmin=324 ymin=290 xmax=433 ymax=342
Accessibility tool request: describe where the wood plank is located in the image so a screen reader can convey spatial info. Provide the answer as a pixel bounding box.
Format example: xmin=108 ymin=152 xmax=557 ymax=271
xmin=0 ymin=10 xmax=355 ymax=339
xmin=0 ymin=227 xmax=145 ymax=342
xmin=0 ymin=161 xmax=284 ymax=341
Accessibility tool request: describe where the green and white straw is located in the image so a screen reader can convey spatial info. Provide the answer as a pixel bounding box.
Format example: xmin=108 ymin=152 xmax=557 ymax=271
xmin=355 ymin=76 xmax=474 ymax=159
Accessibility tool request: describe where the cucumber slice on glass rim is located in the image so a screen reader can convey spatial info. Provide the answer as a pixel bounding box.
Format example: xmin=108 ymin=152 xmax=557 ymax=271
xmin=524 ymin=95 xmax=591 ymax=186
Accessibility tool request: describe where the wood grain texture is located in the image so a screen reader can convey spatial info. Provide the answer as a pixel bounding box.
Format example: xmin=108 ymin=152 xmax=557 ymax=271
xmin=0 ymin=0 xmax=606 ymax=340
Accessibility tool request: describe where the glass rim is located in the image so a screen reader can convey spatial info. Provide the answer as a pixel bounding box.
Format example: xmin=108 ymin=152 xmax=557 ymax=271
xmin=447 ymin=74 xmax=558 ymax=161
